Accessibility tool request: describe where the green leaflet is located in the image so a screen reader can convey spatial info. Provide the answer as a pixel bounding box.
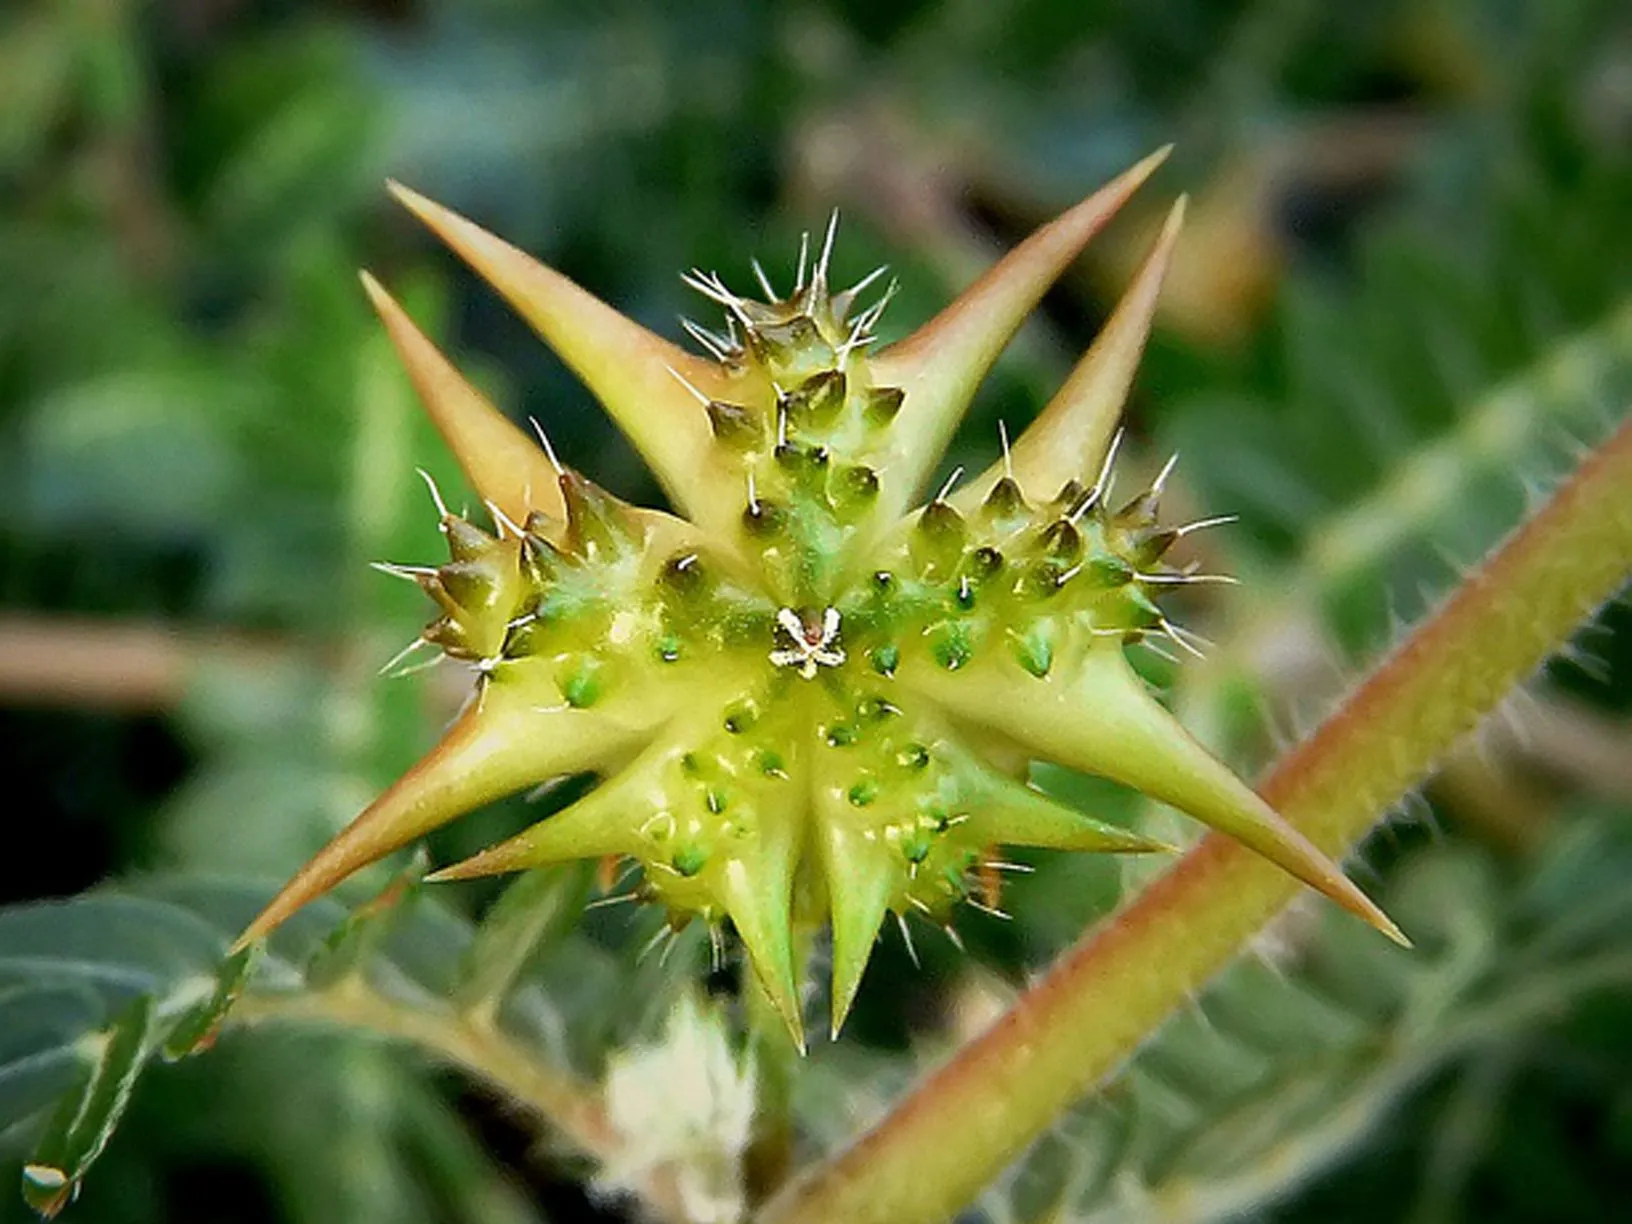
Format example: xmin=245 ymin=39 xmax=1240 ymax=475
xmin=23 ymin=995 xmax=155 ymax=1217
xmin=303 ymin=855 xmax=428 ymax=991
xmin=160 ymin=943 xmax=261 ymax=1061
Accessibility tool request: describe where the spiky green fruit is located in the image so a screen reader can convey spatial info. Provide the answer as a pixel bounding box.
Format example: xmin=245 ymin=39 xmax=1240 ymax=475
xmin=237 ymin=149 xmax=1404 ymax=1046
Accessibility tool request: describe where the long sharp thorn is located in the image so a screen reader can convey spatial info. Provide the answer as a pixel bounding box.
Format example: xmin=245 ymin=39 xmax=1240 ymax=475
xmin=962 ymin=191 xmax=1187 ymax=512
xmin=873 ymin=147 xmax=1172 ymax=512
xmin=392 ymin=653 xmax=448 ymax=680
xmin=984 ymin=860 xmax=1035 ymax=875
xmin=837 ymin=315 xmax=870 ymax=365
xmin=386 ymin=182 xmax=740 ymax=521
xmin=520 ymin=775 xmax=569 ymax=803
xmin=1071 ymin=428 xmax=1126 ymax=523
xmin=795 ymin=232 xmax=810 ymax=292
xmin=915 ymin=649 xmax=1408 ymax=945
xmin=680 ymin=271 xmax=719 ymax=305
xmin=684 ymin=270 xmax=753 ymax=325
xmin=360 ymin=271 xmax=564 ymax=523
xmin=659 ymin=927 xmax=682 ymax=968
xmin=233 ymin=696 xmax=627 ymax=949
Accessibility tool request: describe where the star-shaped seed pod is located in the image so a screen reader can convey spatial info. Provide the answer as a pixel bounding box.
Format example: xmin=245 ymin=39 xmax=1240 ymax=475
xmin=235 ymin=148 xmax=1404 ymax=1048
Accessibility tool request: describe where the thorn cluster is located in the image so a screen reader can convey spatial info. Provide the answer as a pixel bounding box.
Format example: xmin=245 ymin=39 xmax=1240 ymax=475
xmin=238 ymin=151 xmax=1405 ymax=1050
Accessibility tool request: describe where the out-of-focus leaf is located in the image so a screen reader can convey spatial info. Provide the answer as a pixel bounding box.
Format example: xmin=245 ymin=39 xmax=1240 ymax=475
xmin=0 ymin=12 xmax=76 ymax=172
xmin=453 ymin=862 xmax=592 ymax=1021
xmin=21 ymin=369 xmax=255 ymax=539
xmin=0 ymin=874 xmax=645 ymax=1218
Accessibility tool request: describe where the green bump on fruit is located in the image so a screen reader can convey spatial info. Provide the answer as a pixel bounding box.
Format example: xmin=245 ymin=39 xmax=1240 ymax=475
xmin=706 ymin=400 xmax=759 ymax=447
xmin=238 ymin=153 xmax=1407 ymax=1045
xmin=1014 ymin=625 xmax=1055 ymax=679
xmin=862 ymin=385 xmax=904 ymax=427
xmin=559 ymin=658 xmax=603 ymax=709
xmin=896 ymin=744 xmax=930 ymax=771
xmin=871 ymin=644 xmax=900 ymax=676
xmin=930 ymin=624 xmax=974 ymax=671
xmin=672 ymin=845 xmax=709 ymax=877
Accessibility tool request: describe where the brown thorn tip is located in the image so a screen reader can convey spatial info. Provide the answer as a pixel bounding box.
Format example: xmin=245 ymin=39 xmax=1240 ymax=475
xmin=1374 ymin=908 xmax=1412 ymax=948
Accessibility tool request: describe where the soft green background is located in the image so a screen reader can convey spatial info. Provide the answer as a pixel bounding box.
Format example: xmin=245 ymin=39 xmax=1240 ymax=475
xmin=2 ymin=1 xmax=1629 ymax=1221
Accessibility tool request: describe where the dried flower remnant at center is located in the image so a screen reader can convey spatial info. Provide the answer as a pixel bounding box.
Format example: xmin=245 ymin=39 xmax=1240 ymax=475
xmin=771 ymin=607 xmax=845 ymax=678
xmin=234 ymin=148 xmax=1405 ymax=1047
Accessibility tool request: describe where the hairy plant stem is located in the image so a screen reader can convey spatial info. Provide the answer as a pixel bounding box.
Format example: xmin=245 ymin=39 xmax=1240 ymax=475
xmin=231 ymin=982 xmax=690 ymax=1223
xmin=760 ymin=415 xmax=1632 ymax=1224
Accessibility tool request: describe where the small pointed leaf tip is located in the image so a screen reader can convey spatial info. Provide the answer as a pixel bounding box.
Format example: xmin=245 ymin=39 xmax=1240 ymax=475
xmin=385 ymin=181 xmax=738 ymax=530
xmin=361 ymin=271 xmax=565 ymax=524
xmin=870 ymin=146 xmax=1172 ymax=513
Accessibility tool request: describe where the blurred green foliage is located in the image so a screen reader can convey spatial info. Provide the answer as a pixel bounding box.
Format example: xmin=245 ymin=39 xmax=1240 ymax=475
xmin=1 ymin=1 xmax=1629 ymax=1221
